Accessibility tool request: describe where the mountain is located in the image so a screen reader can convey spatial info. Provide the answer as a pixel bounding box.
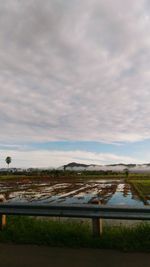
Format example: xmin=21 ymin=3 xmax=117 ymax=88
xmin=58 ymin=162 xmax=150 ymax=173
xmin=64 ymin=162 xmax=89 ymax=168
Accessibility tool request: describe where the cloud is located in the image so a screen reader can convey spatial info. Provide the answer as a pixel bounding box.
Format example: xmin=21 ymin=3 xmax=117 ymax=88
xmin=0 ymin=0 xmax=150 ymax=143
xmin=0 ymin=149 xmax=143 ymax=168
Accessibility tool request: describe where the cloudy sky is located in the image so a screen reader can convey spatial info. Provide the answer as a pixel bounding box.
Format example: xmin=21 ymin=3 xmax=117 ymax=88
xmin=0 ymin=0 xmax=150 ymax=168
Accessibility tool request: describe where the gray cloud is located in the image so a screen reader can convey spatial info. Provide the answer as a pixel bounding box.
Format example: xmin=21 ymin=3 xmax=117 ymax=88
xmin=0 ymin=0 xmax=150 ymax=143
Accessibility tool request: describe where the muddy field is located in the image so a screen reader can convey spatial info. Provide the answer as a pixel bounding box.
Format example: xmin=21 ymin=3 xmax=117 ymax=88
xmin=0 ymin=177 xmax=147 ymax=206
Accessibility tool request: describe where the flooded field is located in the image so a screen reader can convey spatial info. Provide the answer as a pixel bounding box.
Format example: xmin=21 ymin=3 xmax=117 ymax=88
xmin=0 ymin=177 xmax=148 ymax=206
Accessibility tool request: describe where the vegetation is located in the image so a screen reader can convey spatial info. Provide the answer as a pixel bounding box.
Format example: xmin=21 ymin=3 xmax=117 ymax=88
xmin=128 ymin=179 xmax=150 ymax=203
xmin=0 ymin=216 xmax=150 ymax=251
xmin=1 ymin=169 xmax=150 ymax=181
xmin=0 ymin=169 xmax=126 ymax=181
xmin=5 ymin=156 xmax=12 ymax=168
xmin=0 ymin=171 xmax=149 ymax=251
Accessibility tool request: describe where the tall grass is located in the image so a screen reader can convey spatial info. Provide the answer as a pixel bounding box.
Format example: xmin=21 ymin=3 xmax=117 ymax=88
xmin=0 ymin=216 xmax=150 ymax=251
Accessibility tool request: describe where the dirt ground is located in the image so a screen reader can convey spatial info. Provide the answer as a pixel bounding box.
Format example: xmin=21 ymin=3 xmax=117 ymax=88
xmin=0 ymin=244 xmax=149 ymax=267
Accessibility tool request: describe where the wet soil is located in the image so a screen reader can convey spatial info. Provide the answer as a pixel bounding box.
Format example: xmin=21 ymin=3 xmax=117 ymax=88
xmin=0 ymin=177 xmax=145 ymax=206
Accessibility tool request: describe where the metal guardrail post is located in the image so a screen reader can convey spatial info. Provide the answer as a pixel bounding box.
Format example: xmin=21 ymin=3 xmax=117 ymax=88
xmin=0 ymin=215 xmax=6 ymax=230
xmin=91 ymin=199 xmax=103 ymax=237
xmin=99 ymin=218 xmax=103 ymax=235
xmin=0 ymin=195 xmax=6 ymax=230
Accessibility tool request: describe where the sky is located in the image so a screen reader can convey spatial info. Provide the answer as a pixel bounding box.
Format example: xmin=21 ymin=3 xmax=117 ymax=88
xmin=1 ymin=0 xmax=150 ymax=168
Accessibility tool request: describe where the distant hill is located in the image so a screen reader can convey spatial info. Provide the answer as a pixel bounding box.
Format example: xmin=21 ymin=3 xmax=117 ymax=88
xmin=64 ymin=162 xmax=89 ymax=168
xmin=58 ymin=162 xmax=150 ymax=173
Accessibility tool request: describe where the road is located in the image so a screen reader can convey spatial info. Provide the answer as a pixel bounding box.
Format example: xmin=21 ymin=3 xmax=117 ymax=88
xmin=0 ymin=244 xmax=149 ymax=267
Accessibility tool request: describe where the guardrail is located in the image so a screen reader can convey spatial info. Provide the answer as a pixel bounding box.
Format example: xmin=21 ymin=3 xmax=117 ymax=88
xmin=0 ymin=203 xmax=150 ymax=236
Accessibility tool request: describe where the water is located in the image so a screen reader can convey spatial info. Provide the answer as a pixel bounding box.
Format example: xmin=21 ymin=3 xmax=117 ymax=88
xmin=0 ymin=178 xmax=146 ymax=206
xmin=107 ymin=184 xmax=143 ymax=206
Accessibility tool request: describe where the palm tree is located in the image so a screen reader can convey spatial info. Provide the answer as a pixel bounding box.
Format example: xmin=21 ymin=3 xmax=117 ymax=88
xmin=5 ymin=156 xmax=12 ymax=168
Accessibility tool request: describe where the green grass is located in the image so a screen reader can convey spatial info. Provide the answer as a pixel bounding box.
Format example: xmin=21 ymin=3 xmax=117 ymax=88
xmin=0 ymin=216 xmax=150 ymax=252
xmin=0 ymin=174 xmax=124 ymax=181
xmin=1 ymin=172 xmax=150 ymax=181
xmin=0 ymin=175 xmax=36 ymax=181
xmin=128 ymin=179 xmax=150 ymax=203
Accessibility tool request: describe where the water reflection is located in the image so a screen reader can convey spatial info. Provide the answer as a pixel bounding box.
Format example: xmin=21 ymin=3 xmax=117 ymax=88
xmin=0 ymin=178 xmax=147 ymax=206
xmin=107 ymin=184 xmax=143 ymax=206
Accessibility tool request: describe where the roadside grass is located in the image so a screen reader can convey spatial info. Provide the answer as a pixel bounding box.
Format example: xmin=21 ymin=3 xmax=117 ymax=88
xmin=0 ymin=216 xmax=150 ymax=252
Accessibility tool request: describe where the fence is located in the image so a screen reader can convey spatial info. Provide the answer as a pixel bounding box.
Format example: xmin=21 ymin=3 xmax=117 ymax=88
xmin=0 ymin=203 xmax=150 ymax=236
